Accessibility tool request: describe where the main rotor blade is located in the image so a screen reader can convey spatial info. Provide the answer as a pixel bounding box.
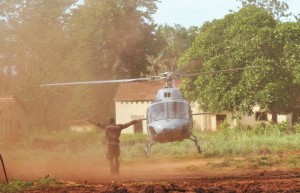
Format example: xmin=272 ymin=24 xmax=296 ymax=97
xmin=40 ymin=77 xmax=152 ymax=87
xmin=192 ymin=112 xmax=211 ymax=116
xmin=181 ymin=66 xmax=260 ymax=78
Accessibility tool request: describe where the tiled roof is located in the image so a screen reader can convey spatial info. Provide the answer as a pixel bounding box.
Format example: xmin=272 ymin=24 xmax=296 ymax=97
xmin=0 ymin=95 xmax=15 ymax=113
xmin=114 ymin=81 xmax=164 ymax=101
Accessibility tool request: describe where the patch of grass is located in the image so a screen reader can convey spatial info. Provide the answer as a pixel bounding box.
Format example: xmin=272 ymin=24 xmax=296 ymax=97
xmin=34 ymin=177 xmax=61 ymax=186
xmin=121 ymin=133 xmax=149 ymax=145
xmin=285 ymin=154 xmax=300 ymax=168
xmin=185 ymin=164 xmax=200 ymax=171
xmin=206 ymin=157 xmax=244 ymax=168
xmin=246 ymin=156 xmax=280 ymax=169
xmin=1 ymin=122 xmax=300 ymax=166
xmin=0 ymin=177 xmax=59 ymax=193
xmin=0 ymin=180 xmax=33 ymax=193
xmin=198 ymin=122 xmax=300 ymax=158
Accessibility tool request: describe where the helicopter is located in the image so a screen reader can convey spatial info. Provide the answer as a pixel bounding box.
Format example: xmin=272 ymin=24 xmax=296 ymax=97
xmin=142 ymin=71 xmax=206 ymax=157
xmin=40 ymin=66 xmax=259 ymax=157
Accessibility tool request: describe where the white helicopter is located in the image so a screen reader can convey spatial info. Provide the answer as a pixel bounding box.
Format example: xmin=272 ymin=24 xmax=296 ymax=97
xmin=143 ymin=71 xmax=204 ymax=157
xmin=40 ymin=66 xmax=258 ymax=157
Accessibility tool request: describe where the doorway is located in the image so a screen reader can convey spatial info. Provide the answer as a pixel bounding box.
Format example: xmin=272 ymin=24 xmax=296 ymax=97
xmin=134 ymin=121 xmax=143 ymax=133
xmin=216 ymin=114 xmax=227 ymax=128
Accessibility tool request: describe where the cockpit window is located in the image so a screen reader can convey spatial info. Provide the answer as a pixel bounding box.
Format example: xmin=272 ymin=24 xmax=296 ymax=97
xmin=148 ymin=102 xmax=189 ymax=123
xmin=167 ymin=102 xmax=189 ymax=120
xmin=149 ymin=103 xmax=166 ymax=122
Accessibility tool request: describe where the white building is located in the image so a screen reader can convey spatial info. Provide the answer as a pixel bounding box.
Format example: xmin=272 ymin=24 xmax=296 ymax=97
xmin=0 ymin=95 xmax=30 ymax=135
xmin=114 ymin=82 xmax=297 ymax=134
xmin=114 ymin=81 xmax=163 ymax=134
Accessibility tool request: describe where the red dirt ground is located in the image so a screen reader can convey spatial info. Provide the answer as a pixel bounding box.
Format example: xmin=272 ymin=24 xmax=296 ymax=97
xmin=21 ymin=170 xmax=300 ymax=193
xmin=4 ymin=158 xmax=299 ymax=193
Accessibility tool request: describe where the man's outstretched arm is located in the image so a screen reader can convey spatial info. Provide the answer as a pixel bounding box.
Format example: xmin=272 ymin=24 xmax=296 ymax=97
xmin=121 ymin=119 xmax=142 ymax=129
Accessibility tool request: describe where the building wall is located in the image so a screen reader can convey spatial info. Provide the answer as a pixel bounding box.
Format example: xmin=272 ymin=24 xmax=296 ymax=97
xmin=278 ymin=113 xmax=292 ymax=125
xmin=190 ymin=102 xmax=217 ymax=131
xmin=191 ymin=104 xmax=293 ymax=130
xmin=115 ymin=101 xmax=149 ymax=134
xmin=218 ymin=106 xmax=293 ymax=128
xmin=115 ymin=101 xmax=294 ymax=134
xmin=0 ymin=102 xmax=29 ymax=134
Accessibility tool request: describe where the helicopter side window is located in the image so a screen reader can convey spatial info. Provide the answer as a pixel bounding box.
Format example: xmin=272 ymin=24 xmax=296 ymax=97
xmin=164 ymin=92 xmax=171 ymax=98
xmin=167 ymin=102 xmax=189 ymax=120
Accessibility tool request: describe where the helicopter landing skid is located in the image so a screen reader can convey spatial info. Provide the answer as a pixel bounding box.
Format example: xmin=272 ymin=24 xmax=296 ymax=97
xmin=144 ymin=140 xmax=155 ymax=158
xmin=189 ymin=133 xmax=202 ymax=154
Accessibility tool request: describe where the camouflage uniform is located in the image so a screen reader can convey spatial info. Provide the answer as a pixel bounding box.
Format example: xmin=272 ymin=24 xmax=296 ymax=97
xmin=90 ymin=119 xmax=137 ymax=175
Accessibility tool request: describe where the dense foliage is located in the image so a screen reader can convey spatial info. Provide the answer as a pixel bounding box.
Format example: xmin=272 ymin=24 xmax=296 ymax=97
xmin=236 ymin=0 xmax=292 ymax=19
xmin=0 ymin=0 xmax=159 ymax=128
xmin=0 ymin=0 xmax=299 ymax=129
xmin=179 ymin=6 xmax=300 ymax=116
xmin=147 ymin=24 xmax=199 ymax=75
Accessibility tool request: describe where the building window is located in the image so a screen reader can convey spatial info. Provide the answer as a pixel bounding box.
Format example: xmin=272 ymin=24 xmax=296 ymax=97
xmin=255 ymin=112 xmax=267 ymax=121
xmin=216 ymin=114 xmax=227 ymax=128
xmin=217 ymin=114 xmax=226 ymax=121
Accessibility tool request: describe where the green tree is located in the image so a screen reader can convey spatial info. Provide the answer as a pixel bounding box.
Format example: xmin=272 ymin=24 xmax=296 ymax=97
xmin=147 ymin=24 xmax=199 ymax=75
xmin=0 ymin=0 xmax=160 ymax=129
xmin=236 ymin=0 xmax=291 ymax=19
xmin=61 ymin=0 xmax=159 ymax=123
xmin=180 ymin=6 xmax=299 ymax=118
xmin=0 ymin=0 xmax=77 ymax=128
xmin=275 ymin=21 xmax=300 ymax=92
xmin=66 ymin=0 xmax=158 ymax=79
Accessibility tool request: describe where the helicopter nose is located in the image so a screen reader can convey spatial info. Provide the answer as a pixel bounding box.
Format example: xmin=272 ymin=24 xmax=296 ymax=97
xmin=150 ymin=120 xmax=191 ymax=142
xmin=163 ymin=121 xmax=187 ymax=131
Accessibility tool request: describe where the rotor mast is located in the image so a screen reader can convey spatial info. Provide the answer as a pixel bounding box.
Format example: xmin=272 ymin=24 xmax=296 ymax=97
xmin=161 ymin=72 xmax=178 ymax=88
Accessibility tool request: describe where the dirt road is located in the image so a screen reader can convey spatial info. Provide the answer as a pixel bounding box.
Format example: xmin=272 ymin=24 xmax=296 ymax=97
xmin=21 ymin=170 xmax=300 ymax=192
xmin=14 ymin=158 xmax=300 ymax=193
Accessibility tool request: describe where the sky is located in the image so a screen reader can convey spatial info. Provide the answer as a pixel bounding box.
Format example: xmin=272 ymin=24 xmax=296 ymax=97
xmin=153 ymin=0 xmax=300 ymax=28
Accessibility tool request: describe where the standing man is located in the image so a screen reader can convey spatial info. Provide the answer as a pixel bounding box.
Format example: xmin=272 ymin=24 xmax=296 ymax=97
xmin=90 ymin=118 xmax=139 ymax=175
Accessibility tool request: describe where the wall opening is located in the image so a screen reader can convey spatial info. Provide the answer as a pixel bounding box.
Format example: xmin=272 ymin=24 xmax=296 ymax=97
xmin=292 ymin=108 xmax=300 ymax=124
xmin=134 ymin=121 xmax=143 ymax=133
xmin=216 ymin=114 xmax=226 ymax=128
xmin=255 ymin=112 xmax=267 ymax=121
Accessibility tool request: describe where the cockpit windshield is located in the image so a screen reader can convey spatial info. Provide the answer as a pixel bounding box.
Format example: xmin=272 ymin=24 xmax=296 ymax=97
xmin=148 ymin=102 xmax=189 ymax=123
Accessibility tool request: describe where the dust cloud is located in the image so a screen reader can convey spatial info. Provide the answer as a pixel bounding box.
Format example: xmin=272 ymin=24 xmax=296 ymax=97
xmin=1 ymin=155 xmax=204 ymax=183
xmin=0 ymin=131 xmax=211 ymax=183
xmin=0 ymin=143 xmax=203 ymax=183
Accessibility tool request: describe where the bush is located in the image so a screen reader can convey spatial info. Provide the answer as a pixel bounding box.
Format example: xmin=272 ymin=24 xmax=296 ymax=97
xmin=0 ymin=180 xmax=32 ymax=193
xmin=0 ymin=178 xmax=60 ymax=193
xmin=293 ymin=122 xmax=300 ymax=134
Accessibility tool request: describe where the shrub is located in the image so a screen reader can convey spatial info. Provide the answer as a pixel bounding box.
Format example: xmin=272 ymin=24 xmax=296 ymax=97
xmin=0 ymin=180 xmax=33 ymax=193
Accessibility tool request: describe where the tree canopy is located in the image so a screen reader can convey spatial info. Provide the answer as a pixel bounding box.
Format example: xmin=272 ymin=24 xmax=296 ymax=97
xmin=0 ymin=0 xmax=299 ymax=129
xmin=179 ymin=6 xmax=300 ymax=116
xmin=0 ymin=0 xmax=160 ymax=128
xmin=65 ymin=0 xmax=158 ymax=79
xmin=236 ymin=0 xmax=291 ymax=19
xmin=147 ymin=24 xmax=199 ymax=75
